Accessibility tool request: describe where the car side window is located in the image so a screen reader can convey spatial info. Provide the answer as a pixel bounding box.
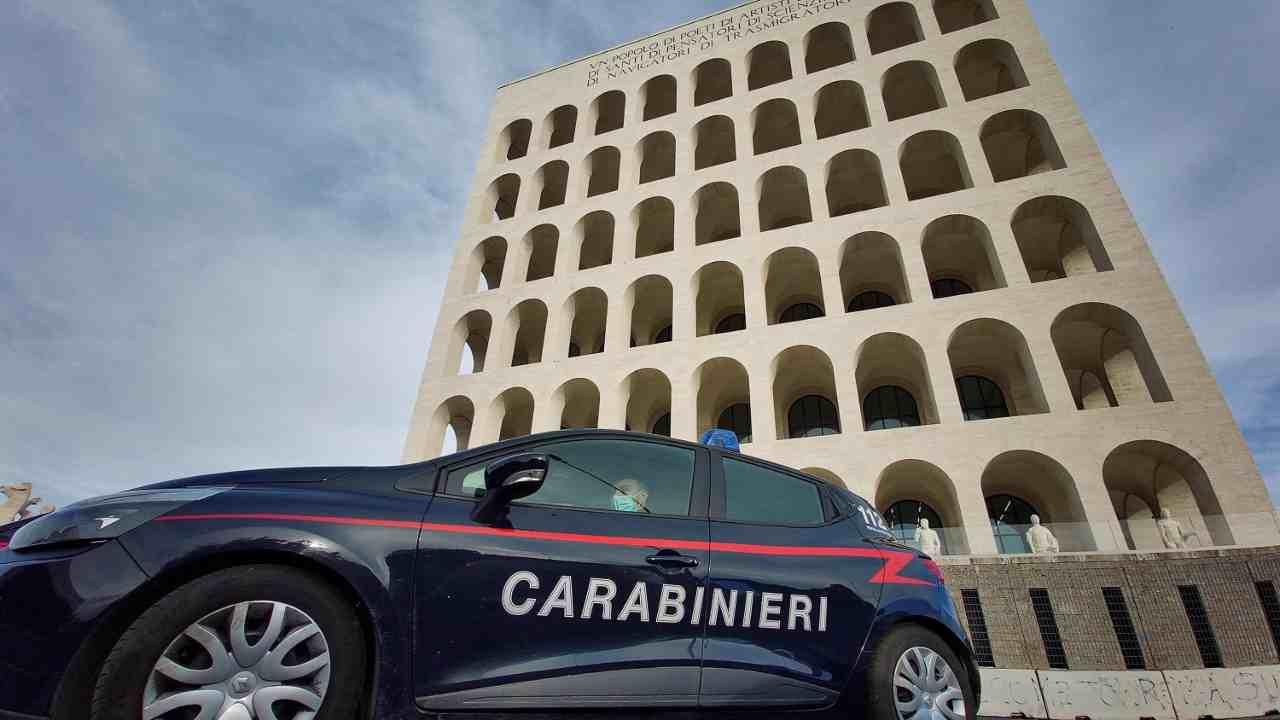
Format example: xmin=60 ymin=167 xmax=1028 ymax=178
xmin=445 ymin=439 xmax=697 ymax=517
xmin=722 ymin=457 xmax=824 ymax=526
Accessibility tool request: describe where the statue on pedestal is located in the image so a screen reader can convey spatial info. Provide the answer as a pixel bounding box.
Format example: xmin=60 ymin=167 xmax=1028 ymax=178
xmin=2 ymin=483 xmax=56 ymax=523
xmin=1157 ymin=508 xmax=1199 ymax=549
xmin=914 ymin=518 xmax=943 ymax=557
xmin=1025 ymin=514 xmax=1059 ymax=554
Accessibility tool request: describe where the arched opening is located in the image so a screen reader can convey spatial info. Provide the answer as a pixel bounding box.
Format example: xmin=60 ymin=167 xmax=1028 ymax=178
xmin=575 ymin=211 xmax=614 ymax=271
xmin=553 ymin=378 xmax=600 ymax=429
xmin=452 ymin=310 xmax=492 ymax=375
xmin=701 ymin=356 xmax=747 ymax=440
xmin=633 ymin=197 xmax=675 ymax=257
xmin=545 ymin=105 xmax=577 ymax=148
xmin=815 ymin=81 xmax=870 ymax=139
xmin=638 ymin=131 xmax=676 ymax=183
xmin=585 ymin=146 xmax=620 ymax=197
xmin=935 ymin=0 xmax=997 ymax=34
xmin=693 ymin=58 xmax=733 ymax=106
xmin=1051 ymin=303 xmax=1172 ymax=409
xmin=483 ymin=174 xmax=520 ymax=223
xmin=948 ymin=318 xmax=1049 ymax=418
xmin=765 ymin=247 xmax=825 ymax=325
xmin=523 ymin=224 xmax=558 ymax=282
xmin=694 ymin=261 xmax=746 ymax=337
xmin=468 ymin=236 xmax=506 ymax=291
xmin=536 ymin=160 xmax=569 ymax=210
xmin=694 ymin=115 xmax=736 ymax=169
xmin=624 ymin=369 xmax=673 ymax=436
xmin=877 ymin=460 xmax=968 ymax=554
xmin=752 ymin=98 xmax=802 ymax=155
xmin=642 ymin=74 xmax=677 ymax=120
xmin=981 ymin=110 xmax=1066 ymax=181
xmin=565 ymin=287 xmax=608 ymax=358
xmin=805 ymin=22 xmax=855 ymax=73
xmin=757 ymin=166 xmax=812 ymax=231
xmin=694 ymin=182 xmax=741 ymax=246
xmin=494 ymin=387 xmax=535 ymax=441
xmin=983 ymin=451 xmax=1096 ymax=552
xmin=922 ymin=214 xmax=1004 ymax=296
xmin=900 ymin=130 xmax=972 ymax=200
xmin=433 ymin=395 xmax=474 ymax=455
xmin=499 ymin=119 xmax=531 ymax=161
xmin=856 ymin=333 xmax=939 ymax=429
xmin=1012 ymin=196 xmax=1113 ymax=282
xmin=956 ymin=39 xmax=1027 ymax=101
xmin=841 ymin=232 xmax=910 ymax=312
xmin=507 ymin=300 xmax=548 ymax=367
xmin=592 ymin=90 xmax=626 ymax=135
xmin=695 ymin=357 xmax=752 ymax=442
xmin=883 ymin=61 xmax=946 ymax=121
xmin=868 ymin=2 xmax=924 ymax=55
xmin=802 ymin=467 xmax=845 ymax=488
xmin=1104 ymin=440 xmax=1232 ymax=550
xmin=773 ymin=345 xmax=841 ymax=440
xmin=628 ymin=275 xmax=674 ymax=347
xmin=748 ymin=40 xmax=793 ymax=90
xmin=825 ymin=149 xmax=888 ymax=216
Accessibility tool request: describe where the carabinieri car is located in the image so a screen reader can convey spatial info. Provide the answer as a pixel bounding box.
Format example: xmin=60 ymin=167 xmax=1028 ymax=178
xmin=0 ymin=430 xmax=978 ymax=720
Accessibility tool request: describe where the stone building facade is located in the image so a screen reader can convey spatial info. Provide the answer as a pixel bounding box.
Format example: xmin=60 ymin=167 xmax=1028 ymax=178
xmin=404 ymin=0 xmax=1280 ymax=699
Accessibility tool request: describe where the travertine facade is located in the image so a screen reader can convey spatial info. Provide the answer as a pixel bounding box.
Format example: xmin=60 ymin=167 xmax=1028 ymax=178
xmin=404 ymin=0 xmax=1276 ymax=557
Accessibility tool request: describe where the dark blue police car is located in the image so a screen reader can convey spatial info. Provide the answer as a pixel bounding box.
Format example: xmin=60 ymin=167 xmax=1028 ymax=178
xmin=0 ymin=430 xmax=978 ymax=720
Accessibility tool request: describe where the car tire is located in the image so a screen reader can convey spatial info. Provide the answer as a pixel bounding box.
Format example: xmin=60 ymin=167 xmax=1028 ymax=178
xmin=862 ymin=624 xmax=976 ymax=720
xmin=88 ymin=564 xmax=367 ymax=720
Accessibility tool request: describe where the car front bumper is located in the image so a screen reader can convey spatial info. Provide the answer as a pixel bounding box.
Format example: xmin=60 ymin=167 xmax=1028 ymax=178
xmin=0 ymin=540 xmax=148 ymax=718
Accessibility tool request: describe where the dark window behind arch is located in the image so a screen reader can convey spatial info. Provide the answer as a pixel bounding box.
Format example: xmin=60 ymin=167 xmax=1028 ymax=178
xmin=717 ymin=402 xmax=752 ymax=443
xmin=654 ymin=325 xmax=673 ymax=344
xmin=986 ymin=493 xmax=1038 ymax=554
xmin=848 ymin=290 xmax=896 ymax=312
xmin=956 ymin=375 xmax=1009 ymax=420
xmin=779 ymin=302 xmax=824 ymax=324
xmin=788 ymin=395 xmax=841 ymax=438
xmin=884 ymin=499 xmax=944 ymax=548
xmin=715 ymin=312 xmax=746 ymax=334
xmin=931 ymin=277 xmax=973 ymax=299
xmin=863 ymin=385 xmax=920 ymax=430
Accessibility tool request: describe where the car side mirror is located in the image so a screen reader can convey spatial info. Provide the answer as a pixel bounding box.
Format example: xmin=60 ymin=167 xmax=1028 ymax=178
xmin=471 ymin=453 xmax=549 ymax=524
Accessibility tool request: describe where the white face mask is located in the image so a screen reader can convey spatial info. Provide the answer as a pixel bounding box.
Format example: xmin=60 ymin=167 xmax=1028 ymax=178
xmin=612 ymin=494 xmax=640 ymax=512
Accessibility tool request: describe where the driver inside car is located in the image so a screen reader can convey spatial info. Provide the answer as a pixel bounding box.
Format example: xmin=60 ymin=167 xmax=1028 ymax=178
xmin=611 ymin=477 xmax=649 ymax=513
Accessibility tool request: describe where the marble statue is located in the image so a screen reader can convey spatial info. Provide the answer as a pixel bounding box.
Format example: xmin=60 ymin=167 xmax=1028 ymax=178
xmin=1 ymin=483 xmax=55 ymax=523
xmin=914 ymin=518 xmax=943 ymax=557
xmin=1157 ymin=508 xmax=1199 ymax=549
xmin=1025 ymin=514 xmax=1060 ymax=554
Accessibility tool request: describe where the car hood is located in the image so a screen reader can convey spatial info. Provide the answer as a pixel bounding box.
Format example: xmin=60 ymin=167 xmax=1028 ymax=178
xmin=135 ymin=465 xmax=356 ymax=492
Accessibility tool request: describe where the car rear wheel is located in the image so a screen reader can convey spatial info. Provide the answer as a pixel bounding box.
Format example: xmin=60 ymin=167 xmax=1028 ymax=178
xmin=89 ymin=565 xmax=366 ymax=720
xmin=863 ymin=624 xmax=976 ymax=720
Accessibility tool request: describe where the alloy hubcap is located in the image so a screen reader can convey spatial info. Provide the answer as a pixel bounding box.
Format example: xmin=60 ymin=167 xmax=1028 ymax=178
xmin=142 ymin=601 xmax=331 ymax=720
xmin=893 ymin=645 xmax=965 ymax=720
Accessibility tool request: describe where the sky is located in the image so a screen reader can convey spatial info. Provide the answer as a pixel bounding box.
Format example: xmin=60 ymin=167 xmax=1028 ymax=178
xmin=2 ymin=1 xmax=1278 ymax=509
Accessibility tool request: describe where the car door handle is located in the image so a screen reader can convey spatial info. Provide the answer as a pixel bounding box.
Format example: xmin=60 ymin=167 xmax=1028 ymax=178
xmin=646 ymin=552 xmax=699 ymax=568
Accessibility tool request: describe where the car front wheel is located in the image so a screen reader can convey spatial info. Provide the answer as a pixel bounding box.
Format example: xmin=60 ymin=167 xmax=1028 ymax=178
xmin=863 ymin=624 xmax=976 ymax=720
xmin=89 ymin=564 xmax=367 ymax=720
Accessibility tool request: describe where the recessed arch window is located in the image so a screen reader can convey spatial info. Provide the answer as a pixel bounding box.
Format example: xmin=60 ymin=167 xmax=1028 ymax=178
xmin=930 ymin=277 xmax=973 ymax=299
xmin=884 ymin=500 xmax=944 ymax=547
xmin=863 ymin=385 xmax=920 ymax=430
xmin=788 ymin=395 xmax=841 ymax=438
xmin=956 ymin=375 xmax=1009 ymax=420
xmin=779 ymin=302 xmax=824 ymax=324
xmin=654 ymin=325 xmax=673 ymax=344
xmin=986 ymin=493 xmax=1038 ymax=554
xmin=651 ymin=413 xmax=671 ymax=436
xmin=717 ymin=403 xmax=753 ymax=443
xmin=848 ymin=290 xmax=896 ymax=312
xmin=715 ymin=312 xmax=746 ymax=334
